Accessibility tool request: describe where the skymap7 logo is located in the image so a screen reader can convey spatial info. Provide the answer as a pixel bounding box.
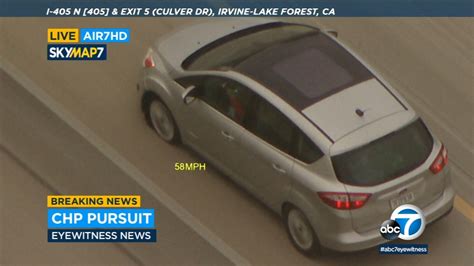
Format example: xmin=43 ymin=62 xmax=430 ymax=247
xmin=47 ymin=44 xmax=107 ymax=60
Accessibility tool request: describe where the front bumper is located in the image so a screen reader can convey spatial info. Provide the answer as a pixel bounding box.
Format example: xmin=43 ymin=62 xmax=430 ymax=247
xmin=320 ymin=184 xmax=455 ymax=252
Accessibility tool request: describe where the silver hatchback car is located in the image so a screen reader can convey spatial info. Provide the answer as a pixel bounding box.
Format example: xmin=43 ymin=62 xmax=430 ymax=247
xmin=137 ymin=19 xmax=454 ymax=255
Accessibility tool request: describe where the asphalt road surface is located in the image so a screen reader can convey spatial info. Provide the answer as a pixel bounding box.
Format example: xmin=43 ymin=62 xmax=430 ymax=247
xmin=0 ymin=18 xmax=473 ymax=265
xmin=0 ymin=69 xmax=234 ymax=265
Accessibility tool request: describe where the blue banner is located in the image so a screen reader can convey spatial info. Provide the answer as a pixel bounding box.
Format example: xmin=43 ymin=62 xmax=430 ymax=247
xmin=48 ymin=229 xmax=157 ymax=242
xmin=47 ymin=208 xmax=155 ymax=228
xmin=80 ymin=28 xmax=130 ymax=43
xmin=379 ymin=244 xmax=429 ymax=254
xmin=0 ymin=0 xmax=472 ymax=17
xmin=47 ymin=44 xmax=107 ymax=61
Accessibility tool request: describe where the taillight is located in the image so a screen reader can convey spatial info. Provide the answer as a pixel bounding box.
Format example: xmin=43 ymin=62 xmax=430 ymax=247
xmin=144 ymin=55 xmax=155 ymax=68
xmin=318 ymin=192 xmax=371 ymax=210
xmin=430 ymin=145 xmax=448 ymax=174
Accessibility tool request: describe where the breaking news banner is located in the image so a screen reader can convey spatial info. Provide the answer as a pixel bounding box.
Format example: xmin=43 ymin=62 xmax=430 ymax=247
xmin=47 ymin=195 xmax=157 ymax=242
xmin=0 ymin=0 xmax=472 ymax=17
xmin=47 ymin=195 xmax=141 ymax=208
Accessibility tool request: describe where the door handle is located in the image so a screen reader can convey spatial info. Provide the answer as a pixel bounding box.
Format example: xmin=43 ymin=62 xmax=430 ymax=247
xmin=272 ymin=163 xmax=286 ymax=174
xmin=220 ymin=130 xmax=235 ymax=141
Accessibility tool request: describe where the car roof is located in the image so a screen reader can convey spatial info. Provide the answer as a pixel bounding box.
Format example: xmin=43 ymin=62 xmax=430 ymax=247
xmin=234 ymin=28 xmax=374 ymax=111
xmin=302 ymin=78 xmax=408 ymax=143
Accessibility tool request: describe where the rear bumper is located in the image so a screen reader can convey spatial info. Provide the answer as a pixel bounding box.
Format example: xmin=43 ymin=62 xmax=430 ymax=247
xmin=320 ymin=184 xmax=455 ymax=252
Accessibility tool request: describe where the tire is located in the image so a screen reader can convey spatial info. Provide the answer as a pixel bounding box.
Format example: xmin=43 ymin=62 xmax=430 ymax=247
xmin=146 ymin=98 xmax=180 ymax=144
xmin=284 ymin=206 xmax=321 ymax=256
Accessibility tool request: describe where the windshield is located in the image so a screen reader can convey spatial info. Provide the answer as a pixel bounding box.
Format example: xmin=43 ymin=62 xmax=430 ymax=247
xmin=182 ymin=23 xmax=316 ymax=71
xmin=332 ymin=119 xmax=433 ymax=186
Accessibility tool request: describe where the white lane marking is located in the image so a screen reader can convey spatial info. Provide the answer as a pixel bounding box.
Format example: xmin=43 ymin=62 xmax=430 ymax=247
xmin=0 ymin=57 xmax=250 ymax=266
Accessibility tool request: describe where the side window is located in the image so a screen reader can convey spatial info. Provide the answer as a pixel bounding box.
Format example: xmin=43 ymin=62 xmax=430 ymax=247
xmin=176 ymin=75 xmax=256 ymax=125
xmin=245 ymin=97 xmax=324 ymax=162
xmin=246 ymin=98 xmax=295 ymax=154
xmin=177 ymin=75 xmax=324 ymax=163
xmin=220 ymin=80 xmax=255 ymax=124
xmin=292 ymin=131 xmax=324 ymax=163
xmin=199 ymin=77 xmax=229 ymax=114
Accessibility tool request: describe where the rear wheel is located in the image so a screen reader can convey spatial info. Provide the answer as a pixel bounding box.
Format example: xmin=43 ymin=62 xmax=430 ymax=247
xmin=284 ymin=206 xmax=320 ymax=256
xmin=147 ymin=98 xmax=179 ymax=144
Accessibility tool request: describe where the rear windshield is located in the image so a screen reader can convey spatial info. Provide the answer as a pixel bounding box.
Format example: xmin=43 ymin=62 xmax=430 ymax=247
xmin=332 ymin=119 xmax=433 ymax=186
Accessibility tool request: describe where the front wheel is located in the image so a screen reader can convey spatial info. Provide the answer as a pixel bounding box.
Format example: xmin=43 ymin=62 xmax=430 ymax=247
xmin=284 ymin=206 xmax=320 ymax=256
xmin=147 ymin=99 xmax=180 ymax=144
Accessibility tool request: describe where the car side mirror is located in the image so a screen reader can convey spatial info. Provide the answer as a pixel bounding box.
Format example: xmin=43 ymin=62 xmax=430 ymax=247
xmin=327 ymin=29 xmax=338 ymax=38
xmin=182 ymin=85 xmax=197 ymax=104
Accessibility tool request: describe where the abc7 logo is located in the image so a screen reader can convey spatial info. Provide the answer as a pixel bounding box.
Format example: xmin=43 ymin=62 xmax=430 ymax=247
xmin=380 ymin=204 xmax=425 ymax=241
